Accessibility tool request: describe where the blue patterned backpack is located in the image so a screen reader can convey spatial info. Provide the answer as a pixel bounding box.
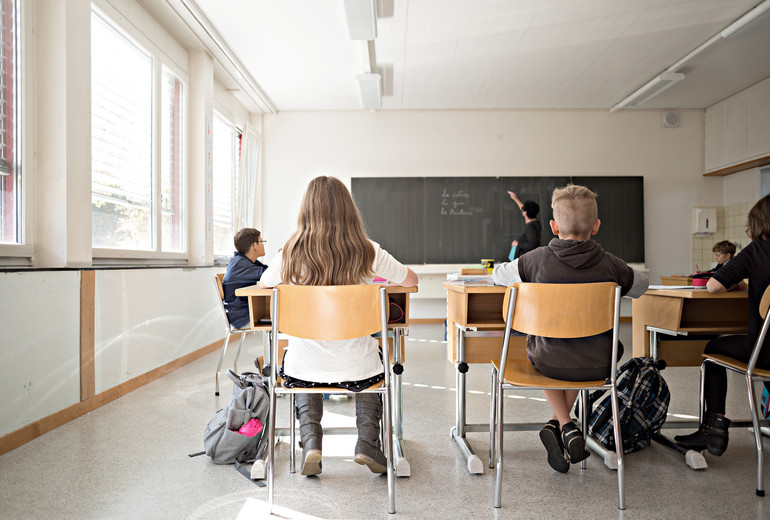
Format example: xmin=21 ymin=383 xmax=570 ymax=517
xmin=587 ymin=357 xmax=670 ymax=454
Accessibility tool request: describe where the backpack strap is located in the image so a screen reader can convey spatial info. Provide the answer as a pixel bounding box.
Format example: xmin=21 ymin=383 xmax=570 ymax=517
xmin=234 ymin=460 xmax=266 ymax=487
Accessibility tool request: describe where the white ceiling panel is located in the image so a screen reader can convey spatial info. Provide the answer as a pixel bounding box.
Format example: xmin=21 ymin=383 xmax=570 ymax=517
xmin=146 ymin=0 xmax=770 ymax=112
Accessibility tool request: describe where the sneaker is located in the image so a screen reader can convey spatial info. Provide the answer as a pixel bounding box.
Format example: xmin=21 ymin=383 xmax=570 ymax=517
xmin=539 ymin=420 xmax=569 ymax=473
xmin=561 ymin=422 xmax=591 ymax=464
xmin=301 ymin=448 xmax=322 ymax=476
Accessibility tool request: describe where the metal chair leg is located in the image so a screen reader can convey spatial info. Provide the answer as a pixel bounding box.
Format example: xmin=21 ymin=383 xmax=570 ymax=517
xmin=381 ymin=388 xmax=395 ymax=514
xmin=610 ymin=387 xmax=626 ymax=510
xmin=267 ymin=381 xmax=278 ymax=514
xmin=699 ymin=362 xmax=707 ymax=424
xmin=747 ymin=375 xmax=766 ymax=497
xmin=494 ymin=380 xmax=504 ymax=508
xmin=489 ymin=367 xmax=498 ymax=468
xmin=290 ymin=393 xmax=296 ymax=474
xmin=233 ymin=331 xmax=247 ymax=374
xmin=580 ymin=389 xmax=589 ymax=470
xmin=215 ymin=330 xmax=232 ymax=396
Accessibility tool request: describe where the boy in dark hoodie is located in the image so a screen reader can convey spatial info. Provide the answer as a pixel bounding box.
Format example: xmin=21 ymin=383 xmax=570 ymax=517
xmin=492 ymin=184 xmax=648 ymax=473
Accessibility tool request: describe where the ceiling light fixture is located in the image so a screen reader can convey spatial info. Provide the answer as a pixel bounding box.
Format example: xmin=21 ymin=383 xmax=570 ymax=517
xmin=610 ymin=72 xmax=685 ymax=112
xmin=610 ymin=0 xmax=770 ymax=112
xmin=355 ymin=73 xmax=382 ymax=110
xmin=722 ymin=0 xmax=770 ymax=38
xmin=344 ymin=0 xmax=377 ymax=40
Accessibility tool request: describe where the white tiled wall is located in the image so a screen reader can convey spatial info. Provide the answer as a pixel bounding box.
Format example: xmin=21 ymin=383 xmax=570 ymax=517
xmin=691 ymin=201 xmax=754 ymax=273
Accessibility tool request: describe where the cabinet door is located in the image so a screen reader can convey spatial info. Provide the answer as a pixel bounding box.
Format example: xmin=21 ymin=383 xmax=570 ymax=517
xmin=747 ymin=78 xmax=770 ymax=160
xmin=705 ymin=102 xmax=726 ymax=171
xmin=724 ymin=93 xmax=747 ymax=166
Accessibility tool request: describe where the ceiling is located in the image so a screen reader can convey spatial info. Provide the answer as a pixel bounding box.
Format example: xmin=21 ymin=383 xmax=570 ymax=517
xmin=145 ymin=0 xmax=770 ymax=114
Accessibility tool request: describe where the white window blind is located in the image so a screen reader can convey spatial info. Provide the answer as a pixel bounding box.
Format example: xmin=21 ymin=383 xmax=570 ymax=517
xmin=212 ymin=111 xmax=240 ymax=256
xmin=91 ymin=10 xmax=153 ymax=250
xmin=161 ymin=66 xmax=184 ymax=252
xmin=0 ymin=0 xmax=19 ymax=244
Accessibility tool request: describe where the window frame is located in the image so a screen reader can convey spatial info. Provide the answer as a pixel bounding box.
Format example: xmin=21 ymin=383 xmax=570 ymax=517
xmin=90 ymin=3 xmax=188 ymax=264
xmin=211 ymin=106 xmax=243 ymax=261
xmin=0 ymin=0 xmax=31 ymax=264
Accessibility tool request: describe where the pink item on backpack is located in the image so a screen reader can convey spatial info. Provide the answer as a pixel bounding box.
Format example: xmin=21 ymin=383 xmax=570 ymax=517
xmin=238 ymin=418 xmax=263 ymax=437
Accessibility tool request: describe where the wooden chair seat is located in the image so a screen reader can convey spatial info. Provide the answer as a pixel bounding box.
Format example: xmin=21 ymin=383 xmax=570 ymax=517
xmin=492 ymin=359 xmax=606 ymax=389
xmin=702 ymin=353 xmax=770 ymax=379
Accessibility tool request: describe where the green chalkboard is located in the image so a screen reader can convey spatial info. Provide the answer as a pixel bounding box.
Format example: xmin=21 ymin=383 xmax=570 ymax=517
xmin=351 ymin=176 xmax=644 ymax=264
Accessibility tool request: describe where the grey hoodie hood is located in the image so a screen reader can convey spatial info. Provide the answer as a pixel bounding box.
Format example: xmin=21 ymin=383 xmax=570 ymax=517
xmin=547 ymin=238 xmax=606 ymax=270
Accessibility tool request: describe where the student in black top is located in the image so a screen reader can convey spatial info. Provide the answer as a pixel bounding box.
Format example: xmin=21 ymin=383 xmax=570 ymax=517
xmin=675 ymin=194 xmax=770 ymax=456
xmin=508 ymin=191 xmax=541 ymax=258
xmin=222 ymin=228 xmax=268 ymax=329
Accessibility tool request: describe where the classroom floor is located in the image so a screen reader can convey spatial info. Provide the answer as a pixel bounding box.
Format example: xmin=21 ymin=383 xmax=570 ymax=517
xmin=1 ymin=323 xmax=768 ymax=520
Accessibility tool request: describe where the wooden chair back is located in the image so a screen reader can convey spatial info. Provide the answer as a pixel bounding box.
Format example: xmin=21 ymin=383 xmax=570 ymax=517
xmin=215 ymin=273 xmax=225 ymax=300
xmin=760 ymin=284 xmax=770 ymax=320
xmin=502 ymin=282 xmax=618 ymax=339
xmin=274 ymin=284 xmax=387 ymax=340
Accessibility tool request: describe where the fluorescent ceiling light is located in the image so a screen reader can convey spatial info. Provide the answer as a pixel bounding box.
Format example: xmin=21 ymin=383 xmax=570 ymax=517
xmin=721 ymin=0 xmax=770 ymax=38
xmin=355 ymin=73 xmax=381 ymax=110
xmin=610 ymin=72 xmax=685 ymax=112
xmin=344 ymin=0 xmax=377 ymax=40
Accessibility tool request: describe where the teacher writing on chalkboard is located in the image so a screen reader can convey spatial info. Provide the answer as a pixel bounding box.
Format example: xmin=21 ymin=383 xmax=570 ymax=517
xmin=508 ymin=191 xmax=541 ymax=258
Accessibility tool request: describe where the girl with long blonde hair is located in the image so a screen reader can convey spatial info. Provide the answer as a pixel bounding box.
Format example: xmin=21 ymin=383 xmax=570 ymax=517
xmin=260 ymin=176 xmax=418 ymax=476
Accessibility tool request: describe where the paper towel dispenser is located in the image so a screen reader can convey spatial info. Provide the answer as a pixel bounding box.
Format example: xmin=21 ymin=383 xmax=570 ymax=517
xmin=691 ymin=207 xmax=717 ymax=234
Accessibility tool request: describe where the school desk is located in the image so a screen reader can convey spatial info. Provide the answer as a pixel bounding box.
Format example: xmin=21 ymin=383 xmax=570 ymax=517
xmin=445 ymin=282 xmax=622 ymax=474
xmin=631 ymin=287 xmax=748 ymax=366
xmin=631 ymin=287 xmax=749 ymax=469
xmin=234 ymin=284 xmax=417 ymax=477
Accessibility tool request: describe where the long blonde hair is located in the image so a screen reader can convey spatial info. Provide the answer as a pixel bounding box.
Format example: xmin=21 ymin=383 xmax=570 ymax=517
xmin=281 ymin=176 xmax=375 ymax=285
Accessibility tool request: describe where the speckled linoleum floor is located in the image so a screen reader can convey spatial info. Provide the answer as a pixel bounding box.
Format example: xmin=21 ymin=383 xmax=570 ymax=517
xmin=1 ymin=323 xmax=769 ymax=520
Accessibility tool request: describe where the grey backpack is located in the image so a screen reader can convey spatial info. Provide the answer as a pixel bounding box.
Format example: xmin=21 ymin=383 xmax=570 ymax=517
xmin=203 ymin=370 xmax=270 ymax=465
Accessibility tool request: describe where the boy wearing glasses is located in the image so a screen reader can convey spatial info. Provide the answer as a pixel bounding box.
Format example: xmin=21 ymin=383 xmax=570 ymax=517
xmin=222 ymin=228 xmax=268 ymax=329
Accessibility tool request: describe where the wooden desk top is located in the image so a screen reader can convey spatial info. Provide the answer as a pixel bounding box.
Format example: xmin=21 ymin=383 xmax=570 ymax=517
xmin=235 ymin=284 xmax=418 ymax=297
xmin=644 ymin=288 xmax=748 ymax=299
xmin=443 ymin=282 xmax=505 ymax=294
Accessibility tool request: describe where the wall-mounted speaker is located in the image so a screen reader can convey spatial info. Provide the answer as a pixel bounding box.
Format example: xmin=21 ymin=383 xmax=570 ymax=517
xmin=662 ymin=110 xmax=680 ymax=128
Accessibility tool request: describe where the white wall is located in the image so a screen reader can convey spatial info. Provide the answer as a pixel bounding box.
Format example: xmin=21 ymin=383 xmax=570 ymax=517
xmin=261 ymin=109 xmax=720 ymax=294
xmin=94 ymin=269 xmax=222 ymax=393
xmin=0 ymin=267 xmax=225 ymax=438
xmin=0 ymin=272 xmax=81 ymax=435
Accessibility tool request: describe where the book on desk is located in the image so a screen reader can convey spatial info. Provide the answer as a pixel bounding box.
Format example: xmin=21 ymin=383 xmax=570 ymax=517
xmin=446 ymin=272 xmax=495 ymax=286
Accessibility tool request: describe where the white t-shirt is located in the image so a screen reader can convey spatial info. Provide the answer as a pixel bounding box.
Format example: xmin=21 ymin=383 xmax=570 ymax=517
xmin=260 ymin=240 xmax=409 ymax=383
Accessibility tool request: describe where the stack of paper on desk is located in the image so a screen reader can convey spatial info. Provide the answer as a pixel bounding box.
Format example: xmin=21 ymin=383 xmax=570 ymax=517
xmin=446 ymin=273 xmax=495 ymax=286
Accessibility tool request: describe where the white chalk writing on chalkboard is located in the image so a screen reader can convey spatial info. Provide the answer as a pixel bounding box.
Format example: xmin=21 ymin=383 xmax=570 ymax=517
xmin=440 ymin=188 xmax=473 ymax=216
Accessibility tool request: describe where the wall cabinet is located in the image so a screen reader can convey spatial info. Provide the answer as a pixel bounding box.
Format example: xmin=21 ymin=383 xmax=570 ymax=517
xmin=705 ymin=76 xmax=770 ymax=174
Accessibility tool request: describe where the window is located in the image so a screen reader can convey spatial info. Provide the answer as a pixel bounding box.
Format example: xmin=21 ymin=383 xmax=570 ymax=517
xmin=0 ymin=0 xmax=19 ymax=245
xmin=161 ymin=66 xmax=185 ymax=252
xmin=212 ymin=110 xmax=241 ymax=257
xmin=91 ymin=8 xmax=185 ymax=254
